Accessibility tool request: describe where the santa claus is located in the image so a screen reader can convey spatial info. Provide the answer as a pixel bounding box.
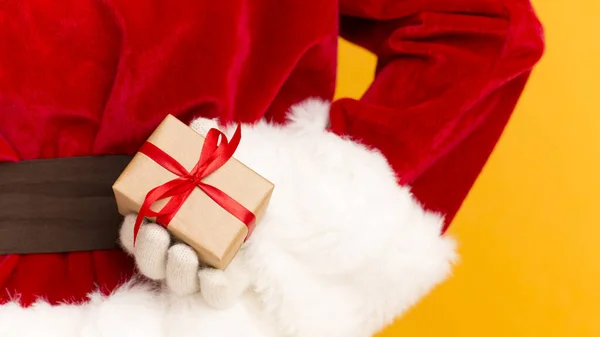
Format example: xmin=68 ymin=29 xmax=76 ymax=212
xmin=0 ymin=0 xmax=544 ymax=336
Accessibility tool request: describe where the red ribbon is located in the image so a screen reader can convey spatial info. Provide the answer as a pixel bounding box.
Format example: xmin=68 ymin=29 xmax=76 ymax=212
xmin=132 ymin=124 xmax=256 ymax=245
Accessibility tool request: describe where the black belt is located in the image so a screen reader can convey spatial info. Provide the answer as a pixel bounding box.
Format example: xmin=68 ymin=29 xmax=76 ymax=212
xmin=0 ymin=155 xmax=132 ymax=254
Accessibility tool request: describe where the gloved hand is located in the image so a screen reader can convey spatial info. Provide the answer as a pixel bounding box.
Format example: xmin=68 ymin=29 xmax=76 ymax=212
xmin=119 ymin=214 xmax=251 ymax=309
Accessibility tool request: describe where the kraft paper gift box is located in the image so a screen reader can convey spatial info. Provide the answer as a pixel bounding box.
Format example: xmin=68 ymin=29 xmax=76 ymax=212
xmin=113 ymin=115 xmax=274 ymax=270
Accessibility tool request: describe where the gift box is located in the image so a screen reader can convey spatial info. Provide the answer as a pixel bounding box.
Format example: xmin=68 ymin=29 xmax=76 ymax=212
xmin=113 ymin=115 xmax=274 ymax=269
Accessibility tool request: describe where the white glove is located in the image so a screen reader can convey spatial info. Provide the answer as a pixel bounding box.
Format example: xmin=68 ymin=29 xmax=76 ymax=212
xmin=119 ymin=214 xmax=251 ymax=309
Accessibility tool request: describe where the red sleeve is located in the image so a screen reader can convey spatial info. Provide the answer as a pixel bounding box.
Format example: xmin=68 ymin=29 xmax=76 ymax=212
xmin=329 ymin=0 xmax=544 ymax=232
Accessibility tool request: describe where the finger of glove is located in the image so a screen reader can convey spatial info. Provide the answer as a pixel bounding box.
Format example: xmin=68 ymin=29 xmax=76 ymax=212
xmin=119 ymin=214 xmax=143 ymax=255
xmin=166 ymin=244 xmax=200 ymax=295
xmin=198 ymin=252 xmax=250 ymax=309
xmin=134 ymin=223 xmax=171 ymax=280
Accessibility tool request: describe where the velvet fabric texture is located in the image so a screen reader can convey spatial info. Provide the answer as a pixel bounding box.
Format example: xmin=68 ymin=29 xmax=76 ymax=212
xmin=0 ymin=0 xmax=544 ymax=306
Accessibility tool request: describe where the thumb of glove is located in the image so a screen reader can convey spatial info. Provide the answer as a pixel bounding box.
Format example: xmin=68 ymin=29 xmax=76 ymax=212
xmin=199 ymin=250 xmax=251 ymax=309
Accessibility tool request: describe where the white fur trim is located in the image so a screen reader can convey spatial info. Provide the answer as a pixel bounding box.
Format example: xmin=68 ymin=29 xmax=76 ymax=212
xmin=1 ymin=99 xmax=457 ymax=337
xmin=0 ymin=281 xmax=278 ymax=337
xmin=285 ymin=98 xmax=331 ymax=131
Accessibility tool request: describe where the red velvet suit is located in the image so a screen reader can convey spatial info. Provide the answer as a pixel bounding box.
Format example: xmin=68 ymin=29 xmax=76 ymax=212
xmin=0 ymin=0 xmax=544 ymax=306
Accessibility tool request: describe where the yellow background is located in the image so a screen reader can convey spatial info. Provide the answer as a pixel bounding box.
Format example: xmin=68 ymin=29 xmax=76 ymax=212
xmin=335 ymin=1 xmax=600 ymax=336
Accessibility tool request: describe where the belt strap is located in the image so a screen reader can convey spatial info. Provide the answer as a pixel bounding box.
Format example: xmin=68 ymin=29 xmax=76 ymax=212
xmin=0 ymin=155 xmax=132 ymax=254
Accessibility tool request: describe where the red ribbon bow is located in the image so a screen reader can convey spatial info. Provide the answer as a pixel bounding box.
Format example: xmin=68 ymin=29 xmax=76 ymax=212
xmin=132 ymin=124 xmax=256 ymax=244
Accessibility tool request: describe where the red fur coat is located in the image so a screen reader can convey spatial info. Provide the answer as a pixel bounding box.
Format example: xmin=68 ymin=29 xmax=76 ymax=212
xmin=0 ymin=0 xmax=544 ymax=306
